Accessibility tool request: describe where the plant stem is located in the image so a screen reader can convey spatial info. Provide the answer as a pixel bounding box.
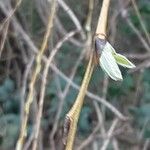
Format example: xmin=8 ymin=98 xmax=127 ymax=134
xmin=16 ymin=0 xmax=57 ymax=149
xmin=65 ymin=54 xmax=94 ymax=150
xmin=96 ymin=0 xmax=110 ymax=39
xmin=64 ymin=0 xmax=111 ymax=149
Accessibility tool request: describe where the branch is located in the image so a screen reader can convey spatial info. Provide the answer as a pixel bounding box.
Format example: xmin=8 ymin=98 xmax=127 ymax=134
xmin=131 ymin=0 xmax=150 ymax=45
xmin=16 ymin=0 xmax=57 ymax=149
xmin=57 ymin=0 xmax=86 ymax=40
xmin=101 ymin=118 xmax=119 ymax=150
xmin=64 ymin=0 xmax=111 ymax=149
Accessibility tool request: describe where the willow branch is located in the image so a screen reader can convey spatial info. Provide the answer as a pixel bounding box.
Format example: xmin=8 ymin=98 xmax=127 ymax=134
xmin=16 ymin=0 xmax=57 ymax=149
xmin=64 ymin=0 xmax=111 ymax=149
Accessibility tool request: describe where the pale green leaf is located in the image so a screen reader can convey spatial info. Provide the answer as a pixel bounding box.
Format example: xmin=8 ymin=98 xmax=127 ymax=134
xmin=100 ymin=47 xmax=123 ymax=81
xmin=113 ymin=53 xmax=136 ymax=68
xmin=104 ymin=42 xmax=116 ymax=54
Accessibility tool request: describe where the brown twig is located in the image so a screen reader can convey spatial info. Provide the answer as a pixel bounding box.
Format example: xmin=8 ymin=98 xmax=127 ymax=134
xmin=131 ymin=0 xmax=150 ymax=45
xmin=77 ymin=124 xmax=101 ymax=150
xmin=64 ymin=0 xmax=111 ymax=149
xmin=16 ymin=0 xmax=57 ymax=149
xmin=119 ymin=0 xmax=150 ymax=52
xmin=50 ymin=46 xmax=86 ymax=149
xmin=0 ymin=21 xmax=9 ymax=58
xmin=32 ymin=30 xmax=77 ymax=150
xmin=57 ymin=0 xmax=86 ymax=40
xmin=101 ymin=118 xmax=119 ymax=150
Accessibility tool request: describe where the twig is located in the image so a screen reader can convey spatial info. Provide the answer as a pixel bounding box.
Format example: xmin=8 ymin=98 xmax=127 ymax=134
xmin=55 ymin=17 xmax=84 ymax=47
xmin=0 ymin=21 xmax=9 ymax=58
xmin=119 ymin=0 xmax=150 ymax=52
xmin=101 ymin=118 xmax=119 ymax=150
xmin=131 ymin=0 xmax=150 ymax=45
xmin=57 ymin=0 xmax=86 ymax=40
xmin=32 ymin=30 xmax=77 ymax=150
xmin=77 ymin=124 xmax=101 ymax=150
xmin=93 ymin=101 xmax=106 ymax=135
xmin=64 ymin=0 xmax=111 ymax=149
xmin=143 ymin=139 xmax=150 ymax=150
xmin=126 ymin=17 xmax=150 ymax=52
xmin=50 ymin=46 xmax=86 ymax=148
xmin=20 ymin=57 xmax=34 ymax=129
xmin=64 ymin=53 xmax=94 ymax=149
xmin=112 ymin=138 xmax=119 ymax=150
xmin=96 ymin=0 xmax=110 ymax=37
xmin=0 ymin=0 xmax=22 ymax=31
xmin=85 ymin=0 xmax=94 ymax=32
xmin=35 ymin=0 xmax=84 ymax=47
xmin=0 ymin=0 xmax=23 ymax=57
xmin=23 ymin=131 xmax=34 ymax=150
xmin=16 ymin=0 xmax=57 ymax=149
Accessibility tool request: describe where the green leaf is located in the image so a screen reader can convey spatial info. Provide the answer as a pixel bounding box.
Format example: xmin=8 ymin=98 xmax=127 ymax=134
xmin=100 ymin=44 xmax=123 ymax=81
xmin=104 ymin=42 xmax=116 ymax=53
xmin=113 ymin=53 xmax=135 ymax=68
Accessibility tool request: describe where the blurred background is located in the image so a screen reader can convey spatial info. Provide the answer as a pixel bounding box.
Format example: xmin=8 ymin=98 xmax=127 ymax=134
xmin=0 ymin=0 xmax=150 ymax=149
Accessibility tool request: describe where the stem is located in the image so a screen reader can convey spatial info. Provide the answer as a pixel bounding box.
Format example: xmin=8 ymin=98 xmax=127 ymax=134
xmin=96 ymin=0 xmax=110 ymax=39
xmin=16 ymin=0 xmax=57 ymax=149
xmin=65 ymin=54 xmax=94 ymax=150
xmin=64 ymin=0 xmax=111 ymax=149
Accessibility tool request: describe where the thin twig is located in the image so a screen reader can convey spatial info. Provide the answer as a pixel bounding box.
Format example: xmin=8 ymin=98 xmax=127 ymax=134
xmin=0 ymin=0 xmax=23 ymax=57
xmin=65 ymin=54 xmax=94 ymax=149
xmin=131 ymin=0 xmax=150 ymax=45
xmin=93 ymin=101 xmax=106 ymax=136
xmin=32 ymin=30 xmax=77 ymax=150
xmin=50 ymin=47 xmax=86 ymax=148
xmin=143 ymin=139 xmax=150 ymax=150
xmin=0 ymin=21 xmax=9 ymax=58
xmin=77 ymin=124 xmax=101 ymax=150
xmin=16 ymin=0 xmax=57 ymax=149
xmin=112 ymin=138 xmax=120 ymax=150
xmin=101 ymin=118 xmax=119 ymax=150
xmin=119 ymin=0 xmax=150 ymax=52
xmin=64 ymin=0 xmax=111 ymax=149
xmin=20 ymin=57 xmax=34 ymax=129
xmin=57 ymin=0 xmax=86 ymax=40
xmin=0 ymin=0 xmax=22 ymax=31
xmin=126 ymin=17 xmax=150 ymax=52
xmin=55 ymin=17 xmax=84 ymax=47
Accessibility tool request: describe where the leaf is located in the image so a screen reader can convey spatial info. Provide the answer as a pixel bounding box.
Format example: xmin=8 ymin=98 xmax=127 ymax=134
xmin=103 ymin=42 xmax=116 ymax=53
xmin=113 ymin=53 xmax=136 ymax=68
xmin=100 ymin=45 xmax=123 ymax=81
